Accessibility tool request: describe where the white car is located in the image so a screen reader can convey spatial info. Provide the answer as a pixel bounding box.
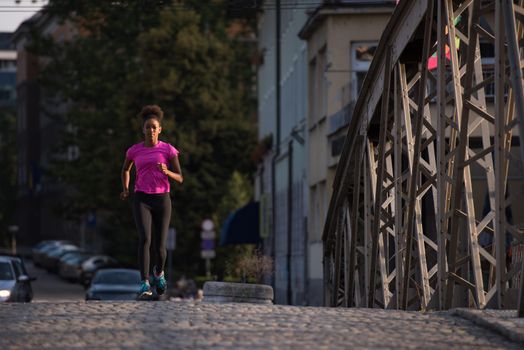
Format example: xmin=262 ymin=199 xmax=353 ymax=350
xmin=0 ymin=256 xmax=36 ymax=302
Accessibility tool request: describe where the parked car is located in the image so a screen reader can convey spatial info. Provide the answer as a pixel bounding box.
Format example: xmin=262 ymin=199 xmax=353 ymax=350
xmin=41 ymin=244 xmax=80 ymax=272
xmin=0 ymin=255 xmax=36 ymax=302
xmin=32 ymin=241 xmax=71 ymax=267
xmin=80 ymin=255 xmax=118 ymax=288
xmin=58 ymin=251 xmax=90 ymax=269
xmin=85 ymin=268 xmax=141 ymax=301
xmin=59 ymin=253 xmax=92 ymax=282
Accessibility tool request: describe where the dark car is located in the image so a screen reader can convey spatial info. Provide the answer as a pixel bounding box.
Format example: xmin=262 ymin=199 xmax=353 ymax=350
xmin=32 ymin=241 xmax=72 ymax=267
xmin=85 ymin=268 xmax=141 ymax=301
xmin=58 ymin=253 xmax=92 ymax=282
xmin=80 ymin=255 xmax=118 ymax=288
xmin=0 ymin=256 xmax=36 ymax=302
xmin=41 ymin=244 xmax=80 ymax=272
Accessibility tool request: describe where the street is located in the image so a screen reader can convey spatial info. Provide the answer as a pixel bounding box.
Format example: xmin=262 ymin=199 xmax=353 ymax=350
xmin=3 ymin=259 xmax=523 ymax=349
xmin=1 ymin=300 xmax=522 ymax=349
xmin=25 ymin=260 xmax=85 ymax=302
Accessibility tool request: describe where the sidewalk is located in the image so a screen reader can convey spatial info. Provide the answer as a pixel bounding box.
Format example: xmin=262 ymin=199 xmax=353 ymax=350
xmin=453 ymin=309 xmax=524 ymax=345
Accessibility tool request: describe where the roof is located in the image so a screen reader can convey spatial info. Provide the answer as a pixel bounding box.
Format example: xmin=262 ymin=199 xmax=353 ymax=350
xmin=299 ymin=0 xmax=397 ymax=40
xmin=12 ymin=11 xmax=52 ymax=45
xmin=0 ymin=255 xmax=22 ymax=262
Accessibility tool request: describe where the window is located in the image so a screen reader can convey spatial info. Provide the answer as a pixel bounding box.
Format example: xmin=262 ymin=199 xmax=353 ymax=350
xmin=0 ymin=262 xmax=14 ymax=280
xmin=309 ymin=57 xmax=317 ymax=126
xmin=0 ymin=85 xmax=15 ymax=103
xmin=331 ymin=135 xmax=346 ymax=157
xmin=0 ymin=60 xmax=16 ymax=72
xmin=0 ymin=89 xmax=10 ymax=101
xmin=319 ymin=47 xmax=327 ymax=119
xmin=480 ymin=41 xmax=494 ymax=65
xmin=93 ymin=271 xmax=140 ymax=285
xmin=426 ymin=39 xmax=497 ymax=100
xmin=351 ymin=42 xmax=378 ymax=101
xmin=12 ymin=260 xmax=26 ymax=278
xmin=480 ymin=40 xmax=496 ymax=99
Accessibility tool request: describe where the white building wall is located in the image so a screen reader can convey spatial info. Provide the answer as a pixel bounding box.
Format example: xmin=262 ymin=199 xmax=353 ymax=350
xmin=256 ymin=1 xmax=320 ymax=305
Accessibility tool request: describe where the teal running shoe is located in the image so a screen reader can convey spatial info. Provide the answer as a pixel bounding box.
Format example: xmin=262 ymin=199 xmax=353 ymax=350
xmin=151 ymin=266 xmax=167 ymax=296
xmin=137 ymin=280 xmax=152 ymax=300
xmin=155 ymin=273 xmax=167 ymax=295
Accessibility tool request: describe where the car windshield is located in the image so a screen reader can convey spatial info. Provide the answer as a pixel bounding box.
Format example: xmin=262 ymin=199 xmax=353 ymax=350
xmin=52 ymin=247 xmax=78 ymax=257
xmin=68 ymin=255 xmax=89 ymax=264
xmin=0 ymin=262 xmax=14 ymax=280
xmin=93 ymin=271 xmax=140 ymax=285
xmin=40 ymin=245 xmax=57 ymax=253
xmin=61 ymin=252 xmax=83 ymax=261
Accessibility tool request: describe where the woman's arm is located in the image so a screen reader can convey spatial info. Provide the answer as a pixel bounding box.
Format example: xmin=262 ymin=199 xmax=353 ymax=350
xmin=120 ymin=158 xmax=134 ymax=200
xmin=158 ymin=156 xmax=183 ymax=184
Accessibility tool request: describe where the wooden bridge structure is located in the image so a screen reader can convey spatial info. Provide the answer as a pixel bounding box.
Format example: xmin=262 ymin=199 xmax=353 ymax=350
xmin=323 ymin=0 xmax=524 ymax=316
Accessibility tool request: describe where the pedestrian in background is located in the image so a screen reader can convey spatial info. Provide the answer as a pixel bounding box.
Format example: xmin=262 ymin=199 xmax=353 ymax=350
xmin=120 ymin=105 xmax=183 ymax=299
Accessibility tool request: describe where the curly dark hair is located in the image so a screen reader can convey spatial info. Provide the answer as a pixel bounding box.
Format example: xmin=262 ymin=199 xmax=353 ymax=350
xmin=138 ymin=105 xmax=164 ymax=124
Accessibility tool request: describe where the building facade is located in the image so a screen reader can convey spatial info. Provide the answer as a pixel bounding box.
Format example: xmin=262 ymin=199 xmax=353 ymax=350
xmin=12 ymin=13 xmax=77 ymax=247
xmin=0 ymin=33 xmax=17 ymax=106
xmin=299 ymin=1 xmax=395 ymax=305
xmin=256 ymin=1 xmax=318 ymax=305
xmin=256 ymin=0 xmax=397 ymax=306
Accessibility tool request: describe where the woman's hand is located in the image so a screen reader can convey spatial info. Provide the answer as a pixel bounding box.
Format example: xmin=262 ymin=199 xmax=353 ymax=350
xmin=157 ymin=162 xmax=169 ymax=175
xmin=121 ymin=158 xmax=133 ymax=200
xmin=120 ymin=190 xmax=130 ymax=201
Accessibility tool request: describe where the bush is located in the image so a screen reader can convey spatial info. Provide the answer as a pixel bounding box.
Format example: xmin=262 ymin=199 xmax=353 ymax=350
xmin=226 ymin=247 xmax=273 ymax=284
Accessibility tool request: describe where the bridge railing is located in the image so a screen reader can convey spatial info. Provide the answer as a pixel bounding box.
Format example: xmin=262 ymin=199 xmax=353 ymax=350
xmin=323 ymin=0 xmax=524 ymax=316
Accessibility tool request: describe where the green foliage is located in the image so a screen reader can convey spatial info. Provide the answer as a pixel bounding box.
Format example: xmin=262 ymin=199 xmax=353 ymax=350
xmin=29 ymin=0 xmax=256 ymax=275
xmin=0 ymin=107 xmax=17 ymax=247
xmin=212 ymin=171 xmax=254 ymax=279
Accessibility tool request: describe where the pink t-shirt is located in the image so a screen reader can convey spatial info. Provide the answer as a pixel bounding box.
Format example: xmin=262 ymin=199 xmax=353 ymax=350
xmin=126 ymin=141 xmax=180 ymax=194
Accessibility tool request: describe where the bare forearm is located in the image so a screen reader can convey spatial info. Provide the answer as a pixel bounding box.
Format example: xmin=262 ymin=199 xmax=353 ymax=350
xmin=121 ymin=171 xmax=130 ymax=191
xmin=166 ymin=170 xmax=183 ymax=184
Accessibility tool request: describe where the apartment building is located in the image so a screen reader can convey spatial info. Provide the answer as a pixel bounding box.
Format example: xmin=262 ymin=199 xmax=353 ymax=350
xmin=255 ymin=0 xmax=397 ymax=306
xmin=256 ymin=1 xmax=319 ymax=305
xmin=299 ymin=1 xmax=395 ymax=305
xmin=12 ymin=13 xmax=77 ymax=246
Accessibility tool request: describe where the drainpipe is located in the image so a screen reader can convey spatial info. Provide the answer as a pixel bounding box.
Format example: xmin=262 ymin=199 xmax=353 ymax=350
xmin=271 ymin=0 xmax=281 ymax=296
xmin=275 ymin=0 xmax=281 ymax=152
xmin=287 ymin=140 xmax=293 ymax=305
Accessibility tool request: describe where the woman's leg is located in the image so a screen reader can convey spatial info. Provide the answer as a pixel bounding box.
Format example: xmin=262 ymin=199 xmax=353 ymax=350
xmin=133 ymin=194 xmax=153 ymax=281
xmin=152 ymin=194 xmax=171 ymax=274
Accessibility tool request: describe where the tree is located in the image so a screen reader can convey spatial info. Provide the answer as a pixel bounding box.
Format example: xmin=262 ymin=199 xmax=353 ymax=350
xmin=29 ymin=0 xmax=257 ymax=274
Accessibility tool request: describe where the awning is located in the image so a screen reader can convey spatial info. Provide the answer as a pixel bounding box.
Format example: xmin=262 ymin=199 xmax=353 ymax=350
xmin=219 ymin=202 xmax=260 ymax=246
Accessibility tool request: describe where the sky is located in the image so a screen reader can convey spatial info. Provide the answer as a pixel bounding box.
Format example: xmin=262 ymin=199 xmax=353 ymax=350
xmin=0 ymin=0 xmax=44 ymax=33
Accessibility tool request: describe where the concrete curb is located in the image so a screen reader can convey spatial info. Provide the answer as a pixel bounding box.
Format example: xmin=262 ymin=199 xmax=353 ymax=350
xmin=452 ymin=308 xmax=524 ymax=345
xmin=203 ymin=281 xmax=274 ymax=304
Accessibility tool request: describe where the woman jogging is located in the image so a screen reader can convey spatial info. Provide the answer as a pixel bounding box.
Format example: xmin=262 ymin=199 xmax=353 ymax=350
xmin=120 ymin=105 xmax=183 ymax=299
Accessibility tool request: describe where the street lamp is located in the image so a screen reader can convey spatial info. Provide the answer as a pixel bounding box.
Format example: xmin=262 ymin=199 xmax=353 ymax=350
xmin=8 ymin=225 xmax=19 ymax=255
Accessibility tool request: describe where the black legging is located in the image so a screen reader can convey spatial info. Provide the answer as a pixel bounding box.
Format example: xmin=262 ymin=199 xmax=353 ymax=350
xmin=133 ymin=191 xmax=171 ymax=281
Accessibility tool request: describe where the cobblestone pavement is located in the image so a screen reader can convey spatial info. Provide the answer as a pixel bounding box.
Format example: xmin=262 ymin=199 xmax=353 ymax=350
xmin=0 ymin=301 xmax=521 ymax=349
xmin=453 ymin=309 xmax=524 ymax=344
